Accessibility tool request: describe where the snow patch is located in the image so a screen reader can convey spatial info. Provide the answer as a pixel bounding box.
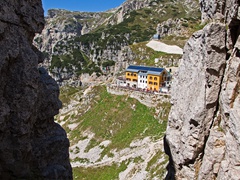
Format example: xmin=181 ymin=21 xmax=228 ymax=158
xmin=146 ymin=40 xmax=183 ymax=55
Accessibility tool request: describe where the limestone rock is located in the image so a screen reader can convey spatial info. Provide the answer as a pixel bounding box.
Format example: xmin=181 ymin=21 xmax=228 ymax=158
xmin=165 ymin=0 xmax=240 ymax=179
xmin=156 ymin=18 xmax=192 ymax=38
xmin=165 ymin=22 xmax=226 ymax=179
xmin=217 ymin=48 xmax=240 ymax=179
xmin=33 ymin=0 xmax=200 ymax=85
xmin=198 ymin=128 xmax=225 ymax=179
xmin=109 ymin=0 xmax=198 ymax=25
xmin=0 ymin=0 xmax=72 ymax=179
xmin=34 ymin=9 xmax=109 ymax=54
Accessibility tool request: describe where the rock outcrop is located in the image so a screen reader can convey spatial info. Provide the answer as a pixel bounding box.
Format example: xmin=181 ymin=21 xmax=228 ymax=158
xmin=156 ymin=18 xmax=193 ymax=38
xmin=0 ymin=0 xmax=72 ymax=179
xmin=165 ymin=0 xmax=240 ymax=179
xmin=34 ymin=9 xmax=111 ymax=54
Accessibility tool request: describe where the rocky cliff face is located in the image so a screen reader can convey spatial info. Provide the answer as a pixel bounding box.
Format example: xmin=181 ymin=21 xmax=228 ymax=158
xmin=34 ymin=9 xmax=113 ymax=54
xmin=108 ymin=0 xmax=199 ymax=24
xmin=34 ymin=0 xmax=200 ymax=85
xmin=0 ymin=1 xmax=72 ymax=179
xmin=165 ymin=0 xmax=240 ymax=179
xmin=107 ymin=0 xmax=157 ymax=24
xmin=36 ymin=0 xmax=161 ymax=55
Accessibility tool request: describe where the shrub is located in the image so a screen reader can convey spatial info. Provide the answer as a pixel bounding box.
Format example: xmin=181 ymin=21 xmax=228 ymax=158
xmin=182 ymin=22 xmax=189 ymax=27
xmin=102 ymin=60 xmax=115 ymax=67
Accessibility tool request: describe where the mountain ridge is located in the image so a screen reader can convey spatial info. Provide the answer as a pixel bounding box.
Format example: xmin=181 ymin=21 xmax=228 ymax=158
xmin=34 ymin=0 xmax=201 ymax=85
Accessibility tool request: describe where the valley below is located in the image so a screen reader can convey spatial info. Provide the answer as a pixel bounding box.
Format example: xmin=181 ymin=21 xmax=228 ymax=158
xmin=56 ymin=83 xmax=171 ymax=179
xmin=2 ymin=0 xmax=240 ymax=179
xmin=35 ymin=0 xmax=200 ymax=178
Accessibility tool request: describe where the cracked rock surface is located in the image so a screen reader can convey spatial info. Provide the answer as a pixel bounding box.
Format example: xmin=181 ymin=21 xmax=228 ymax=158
xmin=0 ymin=0 xmax=72 ymax=179
xmin=165 ymin=0 xmax=240 ymax=179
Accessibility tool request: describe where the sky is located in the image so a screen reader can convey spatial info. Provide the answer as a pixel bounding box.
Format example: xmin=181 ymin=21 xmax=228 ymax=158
xmin=42 ymin=0 xmax=125 ymax=15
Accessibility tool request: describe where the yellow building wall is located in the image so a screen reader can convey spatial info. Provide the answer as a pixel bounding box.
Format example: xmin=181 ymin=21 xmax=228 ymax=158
xmin=125 ymin=69 xmax=168 ymax=90
xmin=147 ymin=75 xmax=160 ymax=91
xmin=126 ymin=71 xmax=138 ymax=82
xmin=147 ymin=70 xmax=168 ymax=91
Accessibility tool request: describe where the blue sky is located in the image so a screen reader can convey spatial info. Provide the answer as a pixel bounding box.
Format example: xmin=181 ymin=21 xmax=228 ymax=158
xmin=42 ymin=0 xmax=125 ymax=15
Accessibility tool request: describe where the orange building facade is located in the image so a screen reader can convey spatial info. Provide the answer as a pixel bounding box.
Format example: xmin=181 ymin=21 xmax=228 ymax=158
xmin=147 ymin=71 xmax=167 ymax=91
xmin=126 ymin=72 xmax=138 ymax=82
xmin=125 ymin=65 xmax=168 ymax=91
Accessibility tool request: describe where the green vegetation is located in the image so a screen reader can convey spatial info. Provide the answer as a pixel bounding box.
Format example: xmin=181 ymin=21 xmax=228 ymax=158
xmin=71 ymin=0 xmax=201 ymax=59
xmin=49 ymin=48 xmax=89 ymax=75
xmin=160 ymin=35 xmax=188 ymax=48
xmin=59 ymin=86 xmax=83 ymax=105
xmin=34 ymin=37 xmax=42 ymax=44
xmin=102 ymin=60 xmax=115 ymax=68
xmin=49 ymin=2 xmax=203 ymax=177
xmin=130 ymin=41 xmax=182 ymax=66
xmin=68 ymin=86 xmax=168 ymax=149
xmin=49 ymin=46 xmax=102 ymax=76
xmin=73 ymin=161 xmax=128 ymax=180
xmin=49 ymin=1 xmax=201 ymax=76
xmin=75 ymin=8 xmax=157 ymax=50
xmin=146 ymin=150 xmax=169 ymax=179
xmin=58 ymin=85 xmax=171 ymax=179
xmin=81 ymin=62 xmax=102 ymax=76
xmin=72 ymin=157 xmax=90 ymax=164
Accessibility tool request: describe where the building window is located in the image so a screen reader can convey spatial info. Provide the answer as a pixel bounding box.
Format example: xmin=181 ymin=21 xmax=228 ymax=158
xmin=150 ymin=76 xmax=153 ymax=80
xmin=149 ymin=81 xmax=153 ymax=84
xmin=140 ymin=80 xmax=142 ymax=83
xmin=154 ymin=82 xmax=158 ymax=85
xmin=127 ymin=73 xmax=130 ymax=76
xmin=154 ymin=77 xmax=157 ymax=80
xmin=134 ymin=74 xmax=136 ymax=77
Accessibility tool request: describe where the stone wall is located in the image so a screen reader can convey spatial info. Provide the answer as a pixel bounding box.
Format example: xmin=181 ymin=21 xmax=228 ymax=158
xmin=0 ymin=1 xmax=72 ymax=179
xmin=107 ymin=85 xmax=169 ymax=107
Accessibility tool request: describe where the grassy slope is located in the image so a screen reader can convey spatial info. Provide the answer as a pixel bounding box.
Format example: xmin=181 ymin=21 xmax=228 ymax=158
xmin=57 ymin=85 xmax=171 ymax=179
xmin=52 ymin=2 xmax=201 ymax=178
xmin=129 ymin=41 xmax=182 ymax=67
xmin=65 ymin=85 xmax=169 ymax=149
xmin=73 ymin=162 xmax=128 ymax=180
